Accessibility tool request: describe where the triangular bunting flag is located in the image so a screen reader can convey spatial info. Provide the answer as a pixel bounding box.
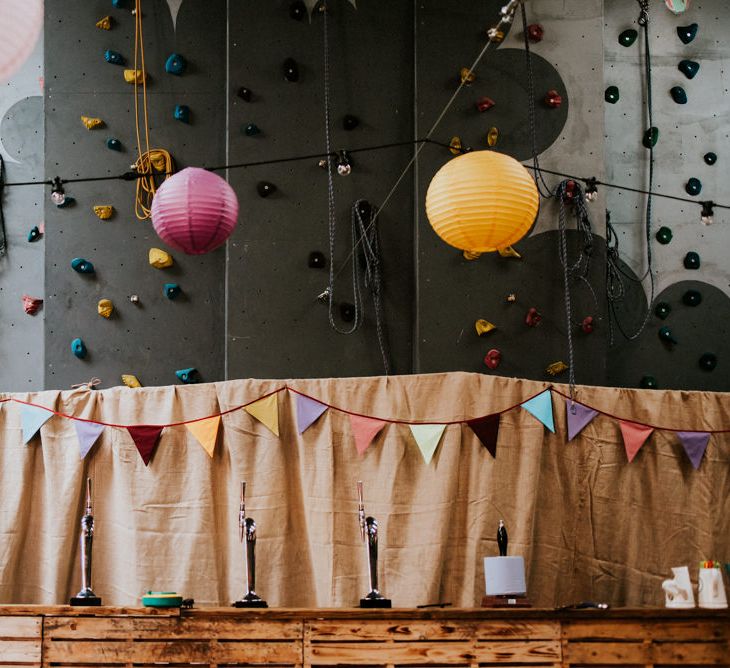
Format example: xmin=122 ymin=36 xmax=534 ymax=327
xmin=676 ymin=431 xmax=710 ymax=470
xmin=521 ymin=390 xmax=555 ymax=433
xmin=186 ymin=415 xmax=220 ymax=458
xmin=619 ymin=420 xmax=654 ymax=463
xmin=467 ymin=414 xmax=500 ymax=458
xmin=244 ymin=393 xmax=279 ymax=436
xmin=75 ymin=421 xmax=105 ymax=459
xmin=349 ymin=414 xmax=386 ymax=455
xmin=127 ymin=426 xmax=164 ymax=466
xmin=409 ymin=424 xmax=447 ymax=465
xmin=295 ymin=394 xmax=328 ymax=434
xmin=566 ymin=400 xmax=599 ymax=441
xmin=21 ymin=404 xmax=53 ymax=444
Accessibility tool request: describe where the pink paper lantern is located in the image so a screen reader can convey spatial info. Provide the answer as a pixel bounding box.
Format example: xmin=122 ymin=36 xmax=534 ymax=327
xmin=151 ymin=167 xmax=239 ymax=255
xmin=0 ymin=0 xmax=43 ymax=82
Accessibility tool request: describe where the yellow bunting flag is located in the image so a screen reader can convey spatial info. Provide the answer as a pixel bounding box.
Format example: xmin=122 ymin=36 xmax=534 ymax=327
xmin=244 ymin=394 xmax=279 ymax=436
xmin=186 ymin=415 xmax=220 ymax=458
xmin=409 ymin=424 xmax=447 ymax=465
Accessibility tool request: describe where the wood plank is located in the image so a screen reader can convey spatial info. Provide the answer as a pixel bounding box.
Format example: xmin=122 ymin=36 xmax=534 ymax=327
xmin=0 ymin=616 xmax=41 ymax=638
xmin=652 ymin=641 xmax=730 ymax=664
xmin=0 ymin=605 xmax=179 ymax=617
xmin=647 ymin=621 xmax=729 ymax=641
xmin=475 ymin=620 xmax=561 ymax=640
xmin=563 ymin=621 xmax=649 ymax=640
xmin=308 ymin=641 xmax=479 ymax=665
xmin=308 ymin=620 xmax=475 ymax=641
xmin=473 ymin=640 xmax=562 ymax=662
xmin=564 ymin=641 xmax=649 ymax=663
xmin=0 ymin=639 xmax=42 ymax=663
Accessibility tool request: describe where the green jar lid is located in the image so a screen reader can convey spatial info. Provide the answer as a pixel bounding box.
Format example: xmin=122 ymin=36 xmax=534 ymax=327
xmin=142 ymin=591 xmax=183 ymax=607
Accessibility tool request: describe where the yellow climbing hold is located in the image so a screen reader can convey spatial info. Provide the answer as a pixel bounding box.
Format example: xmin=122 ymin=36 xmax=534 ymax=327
xmin=449 ymin=136 xmax=462 ymax=155
xmin=498 ymin=245 xmax=521 ymax=259
xmin=148 ymin=247 xmax=174 ymax=269
xmin=546 ymin=361 xmax=569 ymax=376
xmin=96 ymin=16 xmax=112 ymax=30
xmin=123 ymin=69 xmax=145 ymax=84
xmin=475 ymin=319 xmax=497 ymax=336
xmin=121 ymin=374 xmax=142 ymax=388
xmin=97 ymin=299 xmax=114 ymax=318
xmin=463 ymin=250 xmax=482 ymax=260
xmin=81 ymin=116 xmax=104 ymax=130
xmin=487 ymin=127 xmax=499 ymax=147
xmin=93 ymin=205 xmax=113 ymax=220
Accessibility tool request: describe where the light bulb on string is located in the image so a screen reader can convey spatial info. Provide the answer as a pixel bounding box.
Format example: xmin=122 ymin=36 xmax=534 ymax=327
xmin=50 ymin=176 xmax=65 ymax=205
xmin=584 ymin=177 xmax=598 ymax=203
xmin=700 ymin=201 xmax=714 ymax=225
xmin=336 ymin=150 xmax=352 ymax=176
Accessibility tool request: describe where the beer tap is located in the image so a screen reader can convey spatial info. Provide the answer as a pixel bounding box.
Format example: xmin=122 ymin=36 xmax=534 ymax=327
xmin=357 ymin=481 xmax=391 ymax=608
xmin=70 ymin=477 xmax=102 ymax=605
xmin=233 ymin=481 xmax=267 ymax=608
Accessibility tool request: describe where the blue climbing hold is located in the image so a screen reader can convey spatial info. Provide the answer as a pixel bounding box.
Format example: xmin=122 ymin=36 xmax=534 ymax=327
xmin=111 ymin=0 xmax=126 ymax=7
xmin=682 ymin=289 xmax=702 ymax=306
xmin=27 ymin=226 xmax=41 ymax=242
xmin=165 ymin=53 xmax=186 ymax=75
xmin=175 ymin=367 xmax=199 ymax=384
xmin=107 ymin=137 xmax=122 ymax=151
xmin=164 ymin=283 xmax=181 ymax=299
xmin=704 ymin=152 xmax=717 ymax=166
xmin=104 ymin=49 xmax=125 ymax=66
xmin=57 ymin=196 xmax=76 ymax=208
xmin=683 ymin=251 xmax=700 ymax=269
xmin=699 ymin=353 xmax=717 ymax=371
xmin=244 ymin=123 xmax=260 ymax=136
xmin=677 ymin=23 xmax=698 ymax=44
xmin=670 ymin=86 xmax=687 ymax=104
xmin=685 ymin=177 xmax=702 ymax=196
xmin=71 ymin=338 xmax=87 ymax=359
xmin=658 ymin=326 xmax=677 ymax=345
xmin=174 ymin=105 xmax=190 ymax=123
xmin=678 ymin=59 xmax=700 ymax=79
xmin=71 ymin=258 xmax=95 ymax=274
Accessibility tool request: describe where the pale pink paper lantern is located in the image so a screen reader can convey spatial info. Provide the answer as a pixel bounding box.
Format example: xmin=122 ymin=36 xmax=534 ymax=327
xmin=0 ymin=0 xmax=43 ymax=82
xmin=150 ymin=167 xmax=239 ymax=255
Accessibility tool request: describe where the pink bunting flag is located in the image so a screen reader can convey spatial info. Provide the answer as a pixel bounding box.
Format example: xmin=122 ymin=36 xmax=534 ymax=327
xmin=466 ymin=414 xmax=500 ymax=458
xmin=676 ymin=431 xmax=710 ymax=470
xmin=296 ymin=394 xmax=328 ymax=434
xmin=348 ymin=414 xmax=386 ymax=455
xmin=566 ymin=400 xmax=599 ymax=441
xmin=127 ymin=426 xmax=164 ymax=466
xmin=619 ymin=420 xmax=653 ymax=463
xmin=74 ymin=421 xmax=105 ymax=459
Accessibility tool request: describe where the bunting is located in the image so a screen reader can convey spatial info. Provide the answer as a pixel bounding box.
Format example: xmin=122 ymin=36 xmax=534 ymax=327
xmin=186 ymin=415 xmax=220 ymax=457
xmin=409 ymin=424 xmax=447 ymax=465
xmin=127 ymin=426 xmax=164 ymax=466
xmin=21 ymin=404 xmax=53 ymax=444
xmin=521 ymin=390 xmax=555 ymax=433
xmin=566 ymin=400 xmax=599 ymax=441
xmin=676 ymin=431 xmax=710 ymax=470
xmin=349 ymin=414 xmax=386 ymax=455
xmin=467 ymin=414 xmax=500 ymax=458
xmin=244 ymin=394 xmax=279 ymax=436
xmin=75 ymin=421 xmax=105 ymax=459
xmin=619 ymin=420 xmax=653 ymax=463
xmin=295 ymin=394 xmax=328 ymax=434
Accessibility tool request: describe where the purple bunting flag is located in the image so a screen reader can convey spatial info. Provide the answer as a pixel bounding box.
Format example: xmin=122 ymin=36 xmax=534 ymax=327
xmin=295 ymin=394 xmax=328 ymax=434
xmin=74 ymin=421 xmax=105 ymax=459
xmin=566 ymin=400 xmax=599 ymax=441
xmin=676 ymin=431 xmax=710 ymax=470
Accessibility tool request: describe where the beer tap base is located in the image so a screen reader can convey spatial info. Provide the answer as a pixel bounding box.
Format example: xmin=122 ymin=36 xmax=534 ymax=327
xmin=232 ymin=592 xmax=268 ymax=608
xmin=360 ymin=592 xmax=392 ymax=608
xmin=70 ymin=590 xmax=102 ymax=606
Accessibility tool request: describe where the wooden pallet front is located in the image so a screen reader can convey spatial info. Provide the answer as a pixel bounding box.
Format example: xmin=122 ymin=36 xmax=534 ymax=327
xmin=0 ymin=615 xmax=42 ymax=667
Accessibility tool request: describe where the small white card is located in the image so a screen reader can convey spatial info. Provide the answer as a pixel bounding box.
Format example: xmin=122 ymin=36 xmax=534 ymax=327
xmin=484 ymin=556 xmax=526 ymax=596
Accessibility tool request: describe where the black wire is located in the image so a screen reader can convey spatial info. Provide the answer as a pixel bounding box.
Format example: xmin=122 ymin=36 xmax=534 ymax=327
xmin=0 ymin=155 xmax=6 ymax=257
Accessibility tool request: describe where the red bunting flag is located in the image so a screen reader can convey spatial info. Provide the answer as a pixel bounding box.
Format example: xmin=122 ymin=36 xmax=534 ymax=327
xmin=127 ymin=426 xmax=164 ymax=466
xmin=467 ymin=414 xmax=500 ymax=458
xmin=348 ymin=414 xmax=387 ymax=455
xmin=619 ymin=420 xmax=653 ymax=463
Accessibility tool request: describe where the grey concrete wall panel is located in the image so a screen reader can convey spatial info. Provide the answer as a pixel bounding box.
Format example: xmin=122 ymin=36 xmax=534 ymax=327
xmin=44 ymin=0 xmax=227 ymax=389
xmin=226 ymin=1 xmax=415 ymax=378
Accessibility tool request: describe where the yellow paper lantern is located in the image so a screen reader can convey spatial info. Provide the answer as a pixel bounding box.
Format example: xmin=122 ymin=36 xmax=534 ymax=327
xmin=425 ymin=150 xmax=539 ymax=253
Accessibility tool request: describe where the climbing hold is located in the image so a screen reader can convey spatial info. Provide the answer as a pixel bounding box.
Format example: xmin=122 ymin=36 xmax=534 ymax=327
xmin=237 ymin=87 xmax=253 ymax=102
xmin=605 ymin=86 xmax=620 ymax=104
xmin=104 ymin=50 xmax=125 ymax=66
xmin=487 ymin=127 xmax=499 ymax=146
xmin=308 ymin=251 xmax=326 ymax=269
xmin=475 ymin=319 xmax=497 ymax=336
xmin=71 ymin=338 xmax=88 ymax=359
xmin=581 ymin=316 xmax=594 ymax=334
xmin=684 ymin=251 xmax=700 ymax=269
xmin=640 ymin=375 xmax=658 ymax=389
xmin=703 ymin=152 xmax=717 ymax=165
xmin=340 ymin=303 xmax=355 ymax=322
xmin=149 ymin=247 xmax=174 ymax=269
xmin=463 ymin=251 xmax=481 ymax=260
xmin=111 ymin=0 xmax=127 ymax=7
xmin=71 ymin=258 xmax=95 ymax=274
xmin=561 ymin=180 xmax=578 ymax=203
xmin=666 ymin=0 xmax=691 ymax=13
xmin=257 ymin=181 xmax=276 ymax=198
xmin=129 ymin=294 xmax=140 ymax=304
xmin=121 ymin=374 xmax=142 ymax=388
xmin=658 ymin=326 xmax=677 ymax=345
xmin=678 ymin=59 xmax=700 ymax=79
xmin=165 ymin=53 xmax=186 ymax=75
xmin=96 ymin=16 xmax=112 ymax=30
xmin=283 ymin=58 xmax=299 ymax=82
xmin=498 ymin=246 xmax=521 ymax=259
xmin=81 ymin=116 xmax=104 ymax=130
xmin=677 ymin=23 xmax=698 ymax=44
xmin=449 ymin=136 xmax=462 ymax=155
xmin=123 ymin=69 xmax=145 ymax=84
xmin=682 ymin=289 xmax=702 ymax=306
xmin=527 ymin=24 xmax=544 ymax=42
xmin=643 ymin=127 xmax=659 ymax=148
xmin=176 ymin=367 xmax=199 ymax=384
xmin=244 ymin=123 xmax=261 ymax=136
xmin=654 ymin=302 xmax=671 ymax=319
xmin=486 ymin=27 xmax=505 ymax=44
xmin=544 ymin=89 xmax=562 ymax=108
xmin=686 ymin=177 xmax=702 ymax=196
xmin=97 ymin=299 xmax=114 ymax=318
xmin=699 ymin=353 xmax=717 ymax=371
xmin=93 ymin=205 xmax=113 ymax=220
xmin=174 ymin=105 xmax=190 ymax=123
xmin=618 ymin=29 xmax=638 ymax=47
xmin=27 ymin=226 xmax=41 ymax=242
xmin=106 ymin=137 xmax=122 ymax=151
xmin=459 ymin=67 xmax=476 ymax=85
xmin=655 ymin=226 xmax=673 ymax=244
xmin=525 ymin=307 xmax=542 ymax=327
xmin=289 ymin=1 xmax=306 ymax=20
xmin=484 ymin=349 xmax=502 ymax=370
xmin=57 ymin=196 xmax=76 ymax=208
xmin=546 ymin=361 xmax=568 ymax=377
xmin=476 ymin=96 xmax=496 ymax=112
xmin=505 ymin=293 xmax=517 ymax=303
xmin=22 ymin=295 xmax=43 ymax=315
xmin=164 ymin=283 xmax=182 ymax=299
xmin=670 ymin=86 xmax=687 ymax=104
xmin=342 ymin=114 xmax=359 ymax=130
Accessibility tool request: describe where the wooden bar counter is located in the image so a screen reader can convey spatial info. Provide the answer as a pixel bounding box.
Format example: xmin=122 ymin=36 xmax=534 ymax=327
xmin=0 ymin=605 xmax=727 ymax=667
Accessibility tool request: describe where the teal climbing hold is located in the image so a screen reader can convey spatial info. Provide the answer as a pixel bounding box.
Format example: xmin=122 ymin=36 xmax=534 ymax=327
xmin=654 ymin=302 xmax=671 ymax=319
xmin=244 ymin=123 xmax=260 ymax=136
xmin=655 ymin=226 xmax=673 ymax=244
xmin=699 ymin=353 xmax=717 ymax=371
xmin=685 ymin=178 xmax=702 ymax=196
xmin=107 ymin=137 xmax=122 ymax=151
xmin=71 ymin=258 xmax=95 ymax=274
xmin=640 ymin=375 xmax=658 ymax=389
xmin=618 ymin=29 xmax=638 ymax=47
xmin=677 ymin=23 xmax=698 ymax=44
xmin=683 ymin=251 xmax=700 ymax=269
xmin=174 ymin=105 xmax=190 ymax=123
xmin=678 ymin=59 xmax=699 ymax=79
xmin=57 ymin=196 xmax=76 ymax=208
xmin=704 ymin=152 xmax=717 ymax=165
xmin=165 ymin=53 xmax=186 ymax=75
xmin=670 ymin=86 xmax=687 ymax=104
xmin=658 ymin=326 xmax=677 ymax=345
xmin=682 ymin=289 xmax=702 ymax=306
xmin=175 ymin=367 xmax=199 ymax=384
xmin=164 ymin=283 xmax=181 ymax=299
xmin=71 ymin=338 xmax=87 ymax=359
xmin=643 ymin=127 xmax=659 ymax=149
xmin=605 ymin=86 xmax=619 ymax=104
xmin=104 ymin=49 xmax=125 ymax=65
xmin=27 ymin=226 xmax=41 ymax=242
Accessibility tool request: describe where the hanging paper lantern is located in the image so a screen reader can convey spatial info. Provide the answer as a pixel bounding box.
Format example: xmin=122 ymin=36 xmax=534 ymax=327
xmin=425 ymin=151 xmax=539 ymax=253
xmin=0 ymin=0 xmax=43 ymax=82
xmin=150 ymin=167 xmax=239 ymax=255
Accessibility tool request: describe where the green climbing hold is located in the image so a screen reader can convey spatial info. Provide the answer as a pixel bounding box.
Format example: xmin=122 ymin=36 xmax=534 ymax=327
xmin=654 ymin=302 xmax=671 ymax=319
xmin=655 ymin=226 xmax=673 ymax=244
xmin=618 ymin=29 xmax=638 ymax=47
xmin=640 ymin=375 xmax=658 ymax=389
xmin=704 ymin=152 xmax=717 ymax=165
xmin=670 ymin=86 xmax=687 ymax=104
xmin=685 ymin=177 xmax=702 ymax=196
xmin=71 ymin=257 xmax=95 ymax=274
xmin=164 ymin=283 xmax=182 ymax=299
xmin=605 ymin=86 xmax=619 ymax=104
xmin=643 ymin=127 xmax=659 ymax=148
xmin=244 ymin=123 xmax=261 ymax=136
xmin=677 ymin=23 xmax=698 ymax=45
xmin=176 ymin=367 xmax=199 ymax=384
xmin=27 ymin=226 xmax=41 ymax=242
xmin=682 ymin=289 xmax=702 ymax=306
xmin=699 ymin=353 xmax=717 ymax=371
xmin=107 ymin=137 xmax=122 ymax=151
xmin=658 ymin=326 xmax=677 ymax=345
xmin=71 ymin=338 xmax=87 ymax=359
xmin=683 ymin=251 xmax=700 ymax=269
xmin=678 ymin=59 xmax=700 ymax=79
